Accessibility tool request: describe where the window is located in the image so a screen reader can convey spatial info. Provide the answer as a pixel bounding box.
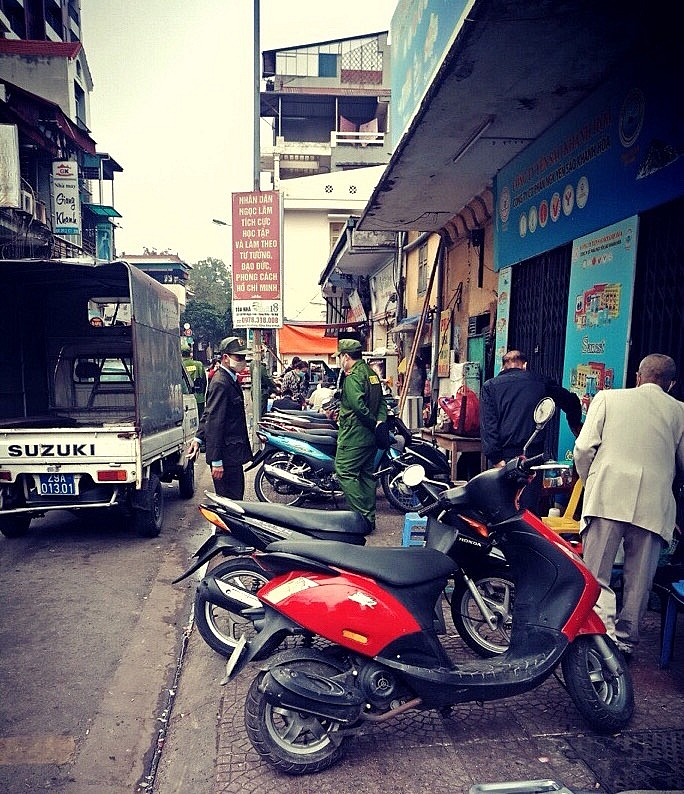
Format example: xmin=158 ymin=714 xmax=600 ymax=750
xmin=418 ymin=243 xmax=428 ymax=294
xmin=330 ymin=221 xmax=345 ymax=252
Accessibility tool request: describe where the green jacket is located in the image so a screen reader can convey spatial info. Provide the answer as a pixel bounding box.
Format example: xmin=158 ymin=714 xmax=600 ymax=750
xmin=183 ymin=358 xmax=207 ymax=405
xmin=337 ymin=359 xmax=387 ymax=448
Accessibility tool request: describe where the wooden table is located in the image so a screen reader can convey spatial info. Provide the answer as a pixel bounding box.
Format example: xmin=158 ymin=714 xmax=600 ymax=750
xmin=419 ymin=429 xmax=485 ymax=481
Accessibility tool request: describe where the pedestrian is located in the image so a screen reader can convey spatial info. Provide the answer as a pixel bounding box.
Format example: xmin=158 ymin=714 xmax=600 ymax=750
xmin=281 ymin=359 xmax=309 ymax=406
xmin=186 ymin=336 xmax=252 ymax=499
xmin=329 ymin=338 xmax=388 ymax=531
xmin=207 ymin=356 xmax=221 ymax=380
xmin=573 ymin=353 xmax=684 ymax=657
xmin=272 ymin=388 xmax=302 ymax=412
xmin=398 ymin=354 xmax=427 ymax=396
xmin=479 ymin=349 xmax=582 ymax=511
xmin=181 ymin=341 xmax=207 ymax=419
xmin=307 ymin=378 xmax=335 ymax=412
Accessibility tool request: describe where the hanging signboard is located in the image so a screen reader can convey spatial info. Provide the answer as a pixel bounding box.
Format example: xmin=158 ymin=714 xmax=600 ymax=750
xmin=557 ymin=215 xmax=638 ymax=461
xmin=437 ymin=309 xmax=452 ymax=377
xmin=0 ymin=124 xmax=20 ymax=208
xmin=231 ymin=190 xmax=283 ymax=329
xmin=52 ymin=160 xmax=81 ymax=235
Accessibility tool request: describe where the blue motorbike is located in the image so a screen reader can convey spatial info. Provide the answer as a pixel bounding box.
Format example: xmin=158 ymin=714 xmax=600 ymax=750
xmin=247 ymin=422 xmax=401 ymax=507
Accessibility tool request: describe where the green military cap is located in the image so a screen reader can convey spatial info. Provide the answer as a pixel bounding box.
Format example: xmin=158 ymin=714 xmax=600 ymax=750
xmin=218 ymin=336 xmax=250 ymax=355
xmin=337 ymin=338 xmax=362 ymax=354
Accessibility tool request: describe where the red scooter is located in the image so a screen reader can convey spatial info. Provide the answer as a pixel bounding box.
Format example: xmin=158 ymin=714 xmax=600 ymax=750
xmin=220 ymin=399 xmax=634 ymax=775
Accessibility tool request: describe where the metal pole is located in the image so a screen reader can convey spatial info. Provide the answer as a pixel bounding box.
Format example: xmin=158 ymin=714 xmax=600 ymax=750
xmin=250 ymin=0 xmax=262 ymax=439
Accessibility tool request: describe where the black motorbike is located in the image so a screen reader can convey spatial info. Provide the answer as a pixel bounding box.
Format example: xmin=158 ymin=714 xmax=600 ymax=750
xmin=175 ymin=476 xmax=513 ymax=658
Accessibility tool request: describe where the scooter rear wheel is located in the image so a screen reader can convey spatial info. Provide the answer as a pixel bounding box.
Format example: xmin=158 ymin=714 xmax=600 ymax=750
xmin=254 ymin=453 xmax=308 ymax=506
xmin=561 ymin=634 xmax=634 ymax=733
xmin=194 ymin=558 xmax=271 ymax=656
xmin=244 ymin=650 xmax=352 ymax=774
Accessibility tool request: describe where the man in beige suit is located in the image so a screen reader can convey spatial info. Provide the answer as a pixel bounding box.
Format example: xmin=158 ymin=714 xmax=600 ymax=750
xmin=574 ymin=353 xmax=684 ymax=656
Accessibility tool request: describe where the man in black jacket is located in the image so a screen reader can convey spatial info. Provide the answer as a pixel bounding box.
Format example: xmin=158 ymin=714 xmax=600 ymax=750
xmin=187 ymin=336 xmax=252 ymax=499
xmin=480 ymin=349 xmax=582 ymax=510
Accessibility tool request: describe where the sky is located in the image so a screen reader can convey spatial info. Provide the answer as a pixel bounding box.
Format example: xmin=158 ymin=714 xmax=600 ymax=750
xmin=79 ymin=0 xmax=398 ymax=265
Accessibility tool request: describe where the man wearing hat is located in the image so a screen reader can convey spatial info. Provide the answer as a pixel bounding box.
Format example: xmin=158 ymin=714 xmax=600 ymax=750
xmin=333 ymin=338 xmax=388 ymax=530
xmin=187 ymin=336 xmax=252 ymax=499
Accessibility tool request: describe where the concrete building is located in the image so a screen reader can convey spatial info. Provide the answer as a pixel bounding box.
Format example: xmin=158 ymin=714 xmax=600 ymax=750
xmin=258 ymin=32 xmax=392 ymax=337
xmin=0 ymin=1 xmax=122 ymax=261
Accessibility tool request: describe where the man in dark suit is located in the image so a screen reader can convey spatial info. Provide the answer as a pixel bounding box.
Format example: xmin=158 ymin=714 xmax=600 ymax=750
xmin=480 ymin=349 xmax=582 ymax=511
xmin=187 ymin=336 xmax=252 ymax=499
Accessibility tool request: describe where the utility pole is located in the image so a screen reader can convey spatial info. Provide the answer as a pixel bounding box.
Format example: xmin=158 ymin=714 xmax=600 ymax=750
xmin=250 ymin=0 xmax=262 ymax=443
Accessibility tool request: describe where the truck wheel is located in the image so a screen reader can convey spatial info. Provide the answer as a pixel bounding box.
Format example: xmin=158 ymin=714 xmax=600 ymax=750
xmin=0 ymin=514 xmax=32 ymax=538
xmin=178 ymin=460 xmax=195 ymax=499
xmin=134 ymin=475 xmax=165 ymax=537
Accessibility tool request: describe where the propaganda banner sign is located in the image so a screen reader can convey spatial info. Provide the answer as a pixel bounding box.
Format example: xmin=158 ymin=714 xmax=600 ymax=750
xmin=231 ymin=190 xmax=283 ymax=329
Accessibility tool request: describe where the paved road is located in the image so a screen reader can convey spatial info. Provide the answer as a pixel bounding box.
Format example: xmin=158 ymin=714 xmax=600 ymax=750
xmin=0 ymin=472 xmax=211 ymax=793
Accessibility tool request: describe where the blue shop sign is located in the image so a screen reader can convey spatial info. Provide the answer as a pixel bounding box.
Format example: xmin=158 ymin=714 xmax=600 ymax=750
xmin=494 ymin=66 xmax=684 ymax=270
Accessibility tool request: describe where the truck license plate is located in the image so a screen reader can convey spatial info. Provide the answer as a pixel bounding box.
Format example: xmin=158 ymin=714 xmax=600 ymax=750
xmin=38 ymin=474 xmax=76 ymax=496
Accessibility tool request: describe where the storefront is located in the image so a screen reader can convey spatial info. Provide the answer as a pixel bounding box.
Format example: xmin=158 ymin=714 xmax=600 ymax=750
xmin=494 ymin=63 xmax=684 ymax=459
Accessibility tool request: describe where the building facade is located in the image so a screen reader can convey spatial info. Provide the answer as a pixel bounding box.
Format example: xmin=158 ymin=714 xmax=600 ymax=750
xmin=0 ymin=1 xmax=122 ymax=261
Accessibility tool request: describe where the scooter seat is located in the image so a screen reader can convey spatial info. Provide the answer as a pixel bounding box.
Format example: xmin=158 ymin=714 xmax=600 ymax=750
xmin=238 ymin=503 xmax=369 ymax=536
xmin=265 ymin=539 xmax=456 ymax=587
xmin=266 ymin=428 xmax=338 ymax=447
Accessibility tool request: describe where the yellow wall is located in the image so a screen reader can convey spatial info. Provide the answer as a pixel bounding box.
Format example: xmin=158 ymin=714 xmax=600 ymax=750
xmin=442 ymin=220 xmax=497 ymax=364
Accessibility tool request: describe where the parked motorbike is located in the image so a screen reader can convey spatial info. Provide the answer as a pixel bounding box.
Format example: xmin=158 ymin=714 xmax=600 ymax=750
xmin=252 ymin=405 xmax=451 ymax=512
xmin=173 ymin=494 xmax=372 ymax=655
xmin=248 ymin=421 xmax=400 ymax=506
xmin=218 ymin=398 xmax=634 ymax=774
xmin=176 ymin=481 xmax=512 ymax=658
xmin=377 ymin=411 xmax=451 ymax=512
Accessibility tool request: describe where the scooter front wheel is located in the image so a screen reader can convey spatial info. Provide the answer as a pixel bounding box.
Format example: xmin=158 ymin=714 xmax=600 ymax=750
xmin=194 ymin=558 xmax=271 ymax=656
xmin=450 ymin=574 xmax=514 ymax=657
xmin=561 ymin=634 xmax=634 ymax=733
xmin=244 ymin=651 xmax=352 ymax=774
xmin=380 ymin=470 xmax=421 ymax=513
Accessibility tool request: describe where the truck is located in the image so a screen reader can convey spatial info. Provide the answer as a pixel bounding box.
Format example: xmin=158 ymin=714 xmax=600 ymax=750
xmin=0 ymin=259 xmax=200 ymax=538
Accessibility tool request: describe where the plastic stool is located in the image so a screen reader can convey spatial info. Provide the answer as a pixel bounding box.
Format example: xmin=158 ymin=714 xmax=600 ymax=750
xmin=659 ymin=579 xmax=684 ymax=669
xmin=402 ymin=512 xmax=427 ymax=546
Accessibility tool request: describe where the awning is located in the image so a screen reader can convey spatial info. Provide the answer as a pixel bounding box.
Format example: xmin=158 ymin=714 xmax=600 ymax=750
xmin=391 ymin=314 xmax=432 ymax=335
xmin=83 ymin=204 xmax=121 ymax=218
xmin=278 ymin=323 xmax=339 ymax=356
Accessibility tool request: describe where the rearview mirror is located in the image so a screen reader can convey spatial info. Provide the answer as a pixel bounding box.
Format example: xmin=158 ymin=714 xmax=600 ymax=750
xmin=402 ymin=464 xmax=426 ymax=488
xmin=533 ymin=397 xmax=556 ymax=427
xmin=523 ymin=398 xmax=556 ymax=456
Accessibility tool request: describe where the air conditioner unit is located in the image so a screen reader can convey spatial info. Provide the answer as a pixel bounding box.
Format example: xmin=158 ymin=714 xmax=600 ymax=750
xmin=20 ymin=189 xmax=35 ymax=216
xmin=35 ymin=201 xmax=47 ymax=224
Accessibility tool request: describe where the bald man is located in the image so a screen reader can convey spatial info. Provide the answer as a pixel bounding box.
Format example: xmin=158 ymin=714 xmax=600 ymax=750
xmin=574 ymin=353 xmax=684 ymax=656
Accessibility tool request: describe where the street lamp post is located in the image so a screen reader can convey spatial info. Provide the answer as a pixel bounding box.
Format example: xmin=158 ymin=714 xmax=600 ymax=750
xmin=250 ymin=0 xmax=263 ymax=439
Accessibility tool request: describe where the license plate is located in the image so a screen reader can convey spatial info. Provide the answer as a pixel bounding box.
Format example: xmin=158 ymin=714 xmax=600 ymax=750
xmin=38 ymin=474 xmax=76 ymax=496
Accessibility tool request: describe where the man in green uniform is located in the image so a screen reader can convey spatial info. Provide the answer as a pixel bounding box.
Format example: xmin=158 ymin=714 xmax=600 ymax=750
xmin=333 ymin=338 xmax=387 ymax=530
xmin=181 ymin=342 xmax=207 ymax=419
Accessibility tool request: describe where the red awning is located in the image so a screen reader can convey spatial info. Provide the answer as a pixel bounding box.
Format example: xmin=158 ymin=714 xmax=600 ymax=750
xmin=278 ymin=324 xmax=339 ymax=356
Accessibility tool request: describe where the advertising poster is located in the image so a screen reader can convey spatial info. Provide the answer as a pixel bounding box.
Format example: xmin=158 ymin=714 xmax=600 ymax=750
xmin=494 ymin=267 xmax=512 ymax=364
xmin=231 ymin=190 xmax=283 ymax=329
xmin=558 ymin=216 xmax=639 ymax=461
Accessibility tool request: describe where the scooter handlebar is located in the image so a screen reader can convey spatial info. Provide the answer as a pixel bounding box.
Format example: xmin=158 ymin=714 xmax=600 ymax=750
xmin=505 ymin=453 xmax=545 ymax=479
